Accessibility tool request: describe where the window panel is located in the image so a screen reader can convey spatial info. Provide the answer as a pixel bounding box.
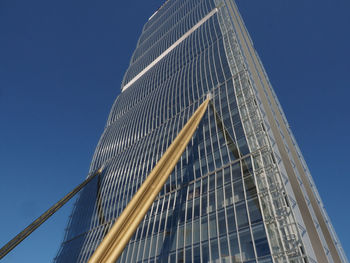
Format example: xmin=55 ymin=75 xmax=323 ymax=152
xmin=252 ymin=224 xmax=270 ymax=257
xmin=239 ymin=228 xmax=255 ymax=261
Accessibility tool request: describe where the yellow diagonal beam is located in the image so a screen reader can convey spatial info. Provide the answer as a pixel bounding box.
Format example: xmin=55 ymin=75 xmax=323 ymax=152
xmin=88 ymin=96 xmax=210 ymax=263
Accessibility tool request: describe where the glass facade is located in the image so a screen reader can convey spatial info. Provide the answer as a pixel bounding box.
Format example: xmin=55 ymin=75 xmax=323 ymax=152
xmin=54 ymin=1 xmax=348 ymax=263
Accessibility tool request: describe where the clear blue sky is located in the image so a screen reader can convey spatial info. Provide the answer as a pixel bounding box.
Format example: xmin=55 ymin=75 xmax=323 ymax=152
xmin=0 ymin=0 xmax=349 ymax=262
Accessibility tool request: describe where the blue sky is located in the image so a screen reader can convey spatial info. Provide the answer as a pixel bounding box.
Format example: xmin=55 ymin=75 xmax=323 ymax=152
xmin=0 ymin=0 xmax=349 ymax=262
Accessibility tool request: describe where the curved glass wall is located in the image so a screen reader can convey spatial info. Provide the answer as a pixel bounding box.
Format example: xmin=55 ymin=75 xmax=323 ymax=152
xmin=54 ymin=1 xmax=348 ymax=263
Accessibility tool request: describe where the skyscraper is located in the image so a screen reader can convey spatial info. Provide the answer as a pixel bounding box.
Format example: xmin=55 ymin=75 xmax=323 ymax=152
xmin=54 ymin=0 xmax=348 ymax=262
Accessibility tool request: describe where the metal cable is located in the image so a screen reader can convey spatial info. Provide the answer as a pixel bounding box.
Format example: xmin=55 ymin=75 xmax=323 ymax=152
xmin=0 ymin=168 xmax=103 ymax=260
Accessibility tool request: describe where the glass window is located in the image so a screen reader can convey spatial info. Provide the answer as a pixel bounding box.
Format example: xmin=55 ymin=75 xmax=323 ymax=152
xmin=186 ymin=201 xmax=193 ymax=222
xmin=229 ymin=232 xmax=240 ymax=263
xmin=179 ymin=204 xmax=186 ymax=224
xmin=144 ymin=237 xmax=151 ymax=259
xmin=156 ymin=234 xmax=163 ymax=256
xmin=209 ymin=174 xmax=215 ymax=191
xmin=238 ymin=137 xmax=249 ymax=155
xmin=248 ymin=198 xmax=263 ymax=225
xmin=166 ymin=210 xmax=173 ymax=231
xmin=242 ymin=157 xmax=253 ymax=176
xmin=210 ymin=239 xmax=219 ymax=262
xmin=202 ymin=177 xmax=208 ymax=194
xmin=177 ymin=250 xmax=184 ymax=263
xmin=185 ymin=222 xmax=192 ymax=247
xmin=236 ymin=203 xmax=249 ymax=229
xmin=150 ymin=236 xmax=157 ymax=258
xmin=201 ymin=161 xmax=208 ymax=176
xmin=226 ymin=206 xmax=236 ymax=233
xmin=202 ymin=242 xmax=209 ymax=263
xmin=244 ymin=176 xmax=257 ymax=199
xmin=193 ymin=245 xmax=201 ymax=262
xmin=170 ymin=229 xmax=177 ymax=251
xmin=216 ymin=170 xmax=223 ymax=188
xmin=169 ymin=253 xmax=176 ymax=263
xmin=126 ymin=242 xmax=134 ymax=262
xmin=194 ymin=182 xmax=201 ymax=198
xmin=193 ymin=219 xmax=200 ymax=244
xmin=201 ymin=192 xmax=208 ymax=216
xmin=185 ymin=247 xmax=191 ymax=263
xmin=188 ymin=184 xmax=194 ymax=200
xmin=218 ymin=210 xmax=227 ymax=236
xmin=193 ymin=198 xmax=200 ymax=219
xmin=201 ymin=216 xmax=208 ymax=242
xmin=217 ymin=187 xmax=224 ymax=210
xmin=220 ymin=236 xmax=230 ymax=262
xmin=231 ymin=163 xmax=241 ymax=182
xmin=214 ymin=149 xmax=222 ymax=168
xmin=224 ymin=184 xmax=233 ymax=207
xmin=209 ymin=214 xmax=217 ymax=238
xmin=234 ymin=180 xmax=245 ymax=203
xmin=209 ymin=191 xmax=216 ymax=213
xmin=208 ymin=158 xmax=215 ymax=172
xmin=159 ymin=213 xmax=166 ymax=233
xmin=137 ymin=239 xmax=145 ymax=261
xmin=252 ymin=224 xmax=270 ymax=257
xmin=224 ymin=167 xmax=231 ymax=184
xmin=239 ymin=228 xmax=255 ymax=260
xmin=178 ymin=225 xmax=184 ymax=249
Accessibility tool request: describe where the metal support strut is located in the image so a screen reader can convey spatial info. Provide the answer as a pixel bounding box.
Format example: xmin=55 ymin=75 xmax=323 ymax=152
xmin=0 ymin=96 xmax=210 ymax=262
xmin=0 ymin=168 xmax=103 ymax=260
xmin=88 ymin=96 xmax=210 ymax=263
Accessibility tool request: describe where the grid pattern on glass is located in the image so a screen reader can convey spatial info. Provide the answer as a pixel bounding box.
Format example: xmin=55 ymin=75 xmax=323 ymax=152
xmin=54 ymin=0 xmax=272 ymax=262
xmin=53 ymin=0 xmax=347 ymax=262
xmin=214 ymin=0 xmax=348 ymax=262
xmin=213 ymin=1 xmax=310 ymax=262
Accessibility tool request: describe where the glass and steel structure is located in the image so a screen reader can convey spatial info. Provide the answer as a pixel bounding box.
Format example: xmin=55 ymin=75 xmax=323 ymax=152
xmin=54 ymin=0 xmax=348 ymax=262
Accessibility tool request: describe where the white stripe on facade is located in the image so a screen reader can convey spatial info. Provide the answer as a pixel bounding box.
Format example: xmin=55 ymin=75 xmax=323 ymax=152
xmin=122 ymin=8 xmax=218 ymax=92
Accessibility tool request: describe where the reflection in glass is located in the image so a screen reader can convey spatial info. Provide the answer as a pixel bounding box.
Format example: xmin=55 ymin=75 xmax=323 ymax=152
xmin=229 ymin=232 xmax=240 ymax=263
xmin=209 ymin=214 xmax=218 ymax=238
xmin=252 ymin=224 xmax=270 ymax=257
xmin=210 ymin=239 xmax=219 ymax=262
xmin=239 ymin=228 xmax=255 ymax=260
xmin=236 ymin=203 xmax=249 ymax=229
